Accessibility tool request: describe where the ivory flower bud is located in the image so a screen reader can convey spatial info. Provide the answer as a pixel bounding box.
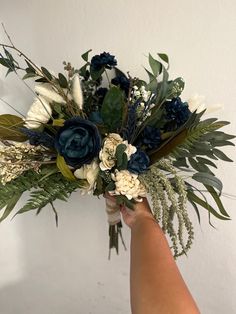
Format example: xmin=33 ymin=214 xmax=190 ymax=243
xmin=24 ymin=96 xmax=52 ymax=129
xmin=72 ymin=74 xmax=83 ymax=109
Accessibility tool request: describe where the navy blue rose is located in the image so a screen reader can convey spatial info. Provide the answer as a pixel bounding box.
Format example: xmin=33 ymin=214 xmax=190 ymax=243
xmin=128 ymin=150 xmax=150 ymax=174
xmin=111 ymin=75 xmax=130 ymax=95
xmin=91 ymin=52 xmax=117 ymax=71
xmin=164 ymin=97 xmax=191 ymax=131
xmin=138 ymin=126 xmax=162 ymax=151
xmin=55 ymin=117 xmax=101 ymax=168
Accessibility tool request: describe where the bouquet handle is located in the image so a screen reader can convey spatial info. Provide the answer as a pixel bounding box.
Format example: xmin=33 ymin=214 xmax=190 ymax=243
xmin=105 ymin=198 xmax=127 ymax=259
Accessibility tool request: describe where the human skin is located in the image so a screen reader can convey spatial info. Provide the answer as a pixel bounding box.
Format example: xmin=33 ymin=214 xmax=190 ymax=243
xmin=106 ymin=195 xmax=200 ymax=314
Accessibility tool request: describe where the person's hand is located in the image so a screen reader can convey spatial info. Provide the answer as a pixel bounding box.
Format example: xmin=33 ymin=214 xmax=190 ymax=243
xmin=105 ymin=193 xmax=155 ymax=229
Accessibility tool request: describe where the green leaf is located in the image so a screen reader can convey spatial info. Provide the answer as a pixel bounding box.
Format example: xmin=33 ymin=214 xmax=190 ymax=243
xmin=101 ymin=86 xmax=124 ymax=132
xmin=192 ymin=172 xmax=223 ymax=194
xmin=22 ymin=72 xmax=37 ymax=80
xmin=53 ymin=119 xmax=65 ymax=126
xmin=90 ymin=66 xmax=104 ymax=81
xmin=211 ymin=140 xmax=235 ymax=147
xmin=213 ymin=148 xmax=233 ymax=162
xmin=0 ymin=114 xmax=27 ymax=142
xmin=105 ymin=181 xmax=116 ymax=192
xmin=58 ymin=73 xmax=68 ymax=88
xmin=196 ymin=157 xmax=217 ymax=168
xmin=204 ymin=185 xmax=230 ymax=217
xmin=115 ymin=144 xmax=128 ymax=170
xmin=115 ymin=195 xmax=135 ymax=209
xmin=187 ymin=191 xmax=230 ymax=220
xmin=25 ymin=59 xmax=36 ymax=73
xmin=81 ymin=49 xmax=92 ymax=62
xmin=56 ymin=155 xmax=76 ymax=181
xmin=202 ymin=131 xmax=235 ymax=141
xmin=148 ymin=54 xmax=162 ymax=76
xmin=188 ymin=157 xmax=213 ymax=174
xmin=3 ymin=48 xmax=14 ymax=63
xmin=189 ymin=199 xmax=201 ymax=224
xmin=0 ymin=58 xmax=11 ymax=68
xmin=0 ymin=193 xmax=22 ymax=222
xmin=158 ymin=53 xmax=169 ymax=66
xmin=41 ymin=67 xmax=52 ymax=80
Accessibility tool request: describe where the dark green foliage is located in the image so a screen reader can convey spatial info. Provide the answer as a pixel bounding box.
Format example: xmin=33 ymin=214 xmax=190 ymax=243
xmin=15 ymin=173 xmax=83 ymax=216
xmin=0 ymin=168 xmax=83 ymax=222
xmin=101 ymin=86 xmax=125 ymax=132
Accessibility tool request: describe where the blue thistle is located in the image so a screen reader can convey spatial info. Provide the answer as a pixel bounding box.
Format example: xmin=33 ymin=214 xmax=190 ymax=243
xmin=20 ymin=128 xmax=55 ymax=148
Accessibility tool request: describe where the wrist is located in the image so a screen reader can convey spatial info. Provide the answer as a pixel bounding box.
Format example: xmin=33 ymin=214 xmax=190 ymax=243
xmin=131 ymin=212 xmax=157 ymax=230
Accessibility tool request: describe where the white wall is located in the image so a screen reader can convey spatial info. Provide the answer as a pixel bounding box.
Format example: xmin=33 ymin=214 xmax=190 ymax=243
xmin=0 ymin=1 xmax=236 ymax=313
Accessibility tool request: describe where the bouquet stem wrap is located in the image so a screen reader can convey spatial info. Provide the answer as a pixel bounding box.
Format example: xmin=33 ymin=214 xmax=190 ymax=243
xmin=105 ymin=198 xmax=126 ymax=258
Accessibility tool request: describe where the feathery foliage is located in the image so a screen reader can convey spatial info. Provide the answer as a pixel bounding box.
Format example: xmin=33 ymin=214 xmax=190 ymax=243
xmin=140 ymin=158 xmax=194 ymax=258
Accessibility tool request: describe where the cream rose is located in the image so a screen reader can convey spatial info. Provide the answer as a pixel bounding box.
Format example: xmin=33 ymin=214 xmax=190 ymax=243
xmin=99 ymin=134 xmax=137 ymax=171
xmin=99 ymin=133 xmax=123 ymax=171
xmin=110 ymin=169 xmax=146 ymax=201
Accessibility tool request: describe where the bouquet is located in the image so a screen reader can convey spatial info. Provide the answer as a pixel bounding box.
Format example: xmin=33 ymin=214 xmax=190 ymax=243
xmin=0 ymin=29 xmax=235 ymax=258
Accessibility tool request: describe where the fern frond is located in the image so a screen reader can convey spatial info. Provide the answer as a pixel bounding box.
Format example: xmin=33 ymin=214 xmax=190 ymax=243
xmin=15 ymin=173 xmax=84 ymax=216
xmin=172 ymin=119 xmax=233 ymax=159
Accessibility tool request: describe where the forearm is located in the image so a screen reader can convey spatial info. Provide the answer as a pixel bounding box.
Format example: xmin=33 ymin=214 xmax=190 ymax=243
xmin=130 ymin=216 xmax=200 ymax=314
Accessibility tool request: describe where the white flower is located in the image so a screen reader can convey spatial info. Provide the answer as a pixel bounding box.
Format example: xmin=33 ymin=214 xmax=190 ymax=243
xmin=24 ymin=96 xmax=52 ymax=129
xmin=122 ymin=140 xmax=137 ymax=159
xmin=110 ymin=170 xmax=146 ymax=201
xmin=74 ymin=159 xmax=99 ymax=194
xmin=188 ymin=94 xmax=224 ymax=114
xmin=35 ymin=84 xmax=66 ymax=104
xmin=72 ymin=74 xmax=83 ymax=109
xmin=99 ymin=133 xmax=123 ymax=171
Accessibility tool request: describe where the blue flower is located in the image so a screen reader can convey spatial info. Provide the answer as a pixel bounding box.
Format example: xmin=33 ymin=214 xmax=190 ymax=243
xmin=91 ymin=52 xmax=117 ymax=71
xmin=128 ymin=150 xmax=150 ymax=174
xmin=55 ymin=117 xmax=101 ymax=168
xmin=111 ymin=75 xmax=130 ymax=95
xmin=164 ymin=97 xmax=191 ymax=131
xmin=138 ymin=126 xmax=162 ymax=151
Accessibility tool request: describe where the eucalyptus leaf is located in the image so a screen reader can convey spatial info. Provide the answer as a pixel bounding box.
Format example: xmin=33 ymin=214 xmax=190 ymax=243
xmin=81 ymin=49 xmax=92 ymax=62
xmin=148 ymin=54 xmax=162 ymax=76
xmin=158 ymin=53 xmax=169 ymax=66
xmin=187 ymin=191 xmax=230 ymax=220
xmin=58 ymin=73 xmax=68 ymax=88
xmin=192 ymin=172 xmax=223 ymax=194
xmin=204 ymin=185 xmax=230 ymax=217
xmin=196 ymin=157 xmax=217 ymax=168
xmin=23 ymin=72 xmax=37 ymax=80
xmin=41 ymin=67 xmax=52 ymax=80
xmin=213 ymin=148 xmax=233 ymax=162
